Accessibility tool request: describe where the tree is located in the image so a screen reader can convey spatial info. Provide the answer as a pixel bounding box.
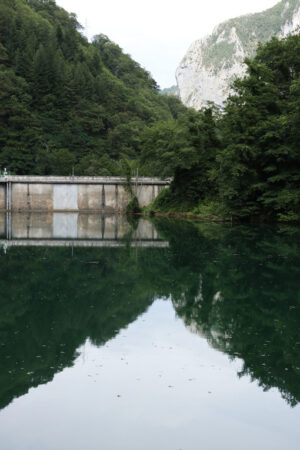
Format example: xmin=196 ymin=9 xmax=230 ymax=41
xmin=217 ymin=36 xmax=300 ymax=220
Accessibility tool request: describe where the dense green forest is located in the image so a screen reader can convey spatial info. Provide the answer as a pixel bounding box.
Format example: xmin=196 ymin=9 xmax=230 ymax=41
xmin=0 ymin=0 xmax=184 ymax=175
xmin=0 ymin=0 xmax=299 ymax=221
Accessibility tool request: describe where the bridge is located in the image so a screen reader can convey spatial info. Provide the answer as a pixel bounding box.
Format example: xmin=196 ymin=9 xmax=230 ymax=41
xmin=0 ymin=176 xmax=170 ymax=212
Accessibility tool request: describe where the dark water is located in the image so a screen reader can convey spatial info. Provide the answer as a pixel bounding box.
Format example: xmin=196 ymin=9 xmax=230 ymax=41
xmin=0 ymin=215 xmax=299 ymax=449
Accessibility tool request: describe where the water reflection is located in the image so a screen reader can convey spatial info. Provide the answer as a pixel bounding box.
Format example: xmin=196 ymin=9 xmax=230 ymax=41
xmin=0 ymin=216 xmax=299 ymax=412
xmin=0 ymin=212 xmax=166 ymax=247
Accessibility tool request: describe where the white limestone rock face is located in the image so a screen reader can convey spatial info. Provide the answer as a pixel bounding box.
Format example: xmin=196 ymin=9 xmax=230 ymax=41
xmin=176 ymin=0 xmax=300 ymax=110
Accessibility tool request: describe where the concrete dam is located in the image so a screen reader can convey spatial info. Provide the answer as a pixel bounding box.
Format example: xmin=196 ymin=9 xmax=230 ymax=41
xmin=0 ymin=176 xmax=170 ymax=212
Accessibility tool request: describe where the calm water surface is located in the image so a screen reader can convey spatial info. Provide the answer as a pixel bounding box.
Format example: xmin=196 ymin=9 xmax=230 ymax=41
xmin=0 ymin=214 xmax=299 ymax=449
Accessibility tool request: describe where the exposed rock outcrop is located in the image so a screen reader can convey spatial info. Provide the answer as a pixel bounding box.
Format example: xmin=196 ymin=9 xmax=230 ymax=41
xmin=176 ymin=0 xmax=300 ymax=110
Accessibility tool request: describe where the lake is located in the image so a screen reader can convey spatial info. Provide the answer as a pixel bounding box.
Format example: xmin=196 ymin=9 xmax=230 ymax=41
xmin=0 ymin=213 xmax=299 ymax=449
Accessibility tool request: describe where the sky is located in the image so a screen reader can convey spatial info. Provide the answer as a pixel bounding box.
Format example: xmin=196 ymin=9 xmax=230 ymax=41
xmin=56 ymin=0 xmax=279 ymax=88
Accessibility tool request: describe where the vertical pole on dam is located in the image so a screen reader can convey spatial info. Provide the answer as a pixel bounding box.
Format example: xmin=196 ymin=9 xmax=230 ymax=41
xmin=5 ymin=182 xmax=8 ymax=211
xmin=4 ymin=182 xmax=12 ymax=239
xmin=8 ymin=182 xmax=12 ymax=239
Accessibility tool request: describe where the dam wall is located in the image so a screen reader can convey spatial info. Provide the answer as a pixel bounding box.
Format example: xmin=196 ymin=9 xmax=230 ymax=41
xmin=0 ymin=176 xmax=170 ymax=212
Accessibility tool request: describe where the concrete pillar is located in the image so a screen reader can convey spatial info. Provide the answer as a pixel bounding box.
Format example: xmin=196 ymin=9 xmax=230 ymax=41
xmin=115 ymin=184 xmax=119 ymax=211
xmin=102 ymin=185 xmax=105 ymax=209
xmin=103 ymin=185 xmax=117 ymax=211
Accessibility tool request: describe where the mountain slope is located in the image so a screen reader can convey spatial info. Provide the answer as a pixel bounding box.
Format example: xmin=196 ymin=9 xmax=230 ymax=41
xmin=176 ymin=0 xmax=300 ymax=109
xmin=0 ymin=0 xmax=174 ymax=175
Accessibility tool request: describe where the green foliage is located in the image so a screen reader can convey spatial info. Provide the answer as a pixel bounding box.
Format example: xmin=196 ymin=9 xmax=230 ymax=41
xmin=191 ymin=199 xmax=228 ymax=221
xmin=0 ymin=0 xmax=177 ymax=175
xmin=149 ymin=35 xmax=300 ymax=223
xmin=146 ymin=187 xmax=190 ymax=214
xmin=147 ymin=187 xmax=175 ymax=212
xmin=160 ymin=85 xmax=179 ymax=96
xmin=126 ymin=195 xmax=141 ymax=215
xmin=142 ymin=106 xmax=221 ymax=206
xmin=217 ymin=35 xmax=300 ymax=220
xmin=201 ymin=0 xmax=300 ymax=69
xmin=203 ymin=41 xmax=236 ymax=70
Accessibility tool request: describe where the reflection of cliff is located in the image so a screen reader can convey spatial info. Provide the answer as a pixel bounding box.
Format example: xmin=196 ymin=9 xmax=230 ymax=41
xmin=1 ymin=218 xmax=300 ymax=411
xmin=176 ymin=293 xmax=300 ymax=407
xmin=173 ymin=278 xmax=227 ymax=352
xmin=165 ymin=220 xmax=300 ymax=407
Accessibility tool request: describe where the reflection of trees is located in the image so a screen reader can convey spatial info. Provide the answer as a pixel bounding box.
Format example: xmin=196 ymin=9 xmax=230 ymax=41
xmin=155 ymin=220 xmax=300 ymax=407
xmin=0 ymin=220 xmax=300 ymax=410
xmin=0 ymin=245 xmax=169 ymax=410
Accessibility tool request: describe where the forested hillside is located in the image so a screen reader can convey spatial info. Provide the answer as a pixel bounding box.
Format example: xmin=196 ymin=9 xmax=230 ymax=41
xmin=1 ymin=0 xmax=299 ymax=221
xmin=144 ymin=36 xmax=300 ymax=222
xmin=0 ymin=0 xmax=183 ymax=175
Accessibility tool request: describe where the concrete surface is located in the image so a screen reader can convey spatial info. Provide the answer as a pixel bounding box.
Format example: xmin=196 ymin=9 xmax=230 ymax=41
xmin=0 ymin=176 xmax=170 ymax=211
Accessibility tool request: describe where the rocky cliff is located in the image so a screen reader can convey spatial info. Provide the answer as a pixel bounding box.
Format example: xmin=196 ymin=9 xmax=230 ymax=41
xmin=176 ymin=0 xmax=300 ymax=109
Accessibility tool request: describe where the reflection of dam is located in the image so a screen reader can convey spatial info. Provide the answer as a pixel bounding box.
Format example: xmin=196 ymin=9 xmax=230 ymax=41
xmin=0 ymin=213 xmax=168 ymax=248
